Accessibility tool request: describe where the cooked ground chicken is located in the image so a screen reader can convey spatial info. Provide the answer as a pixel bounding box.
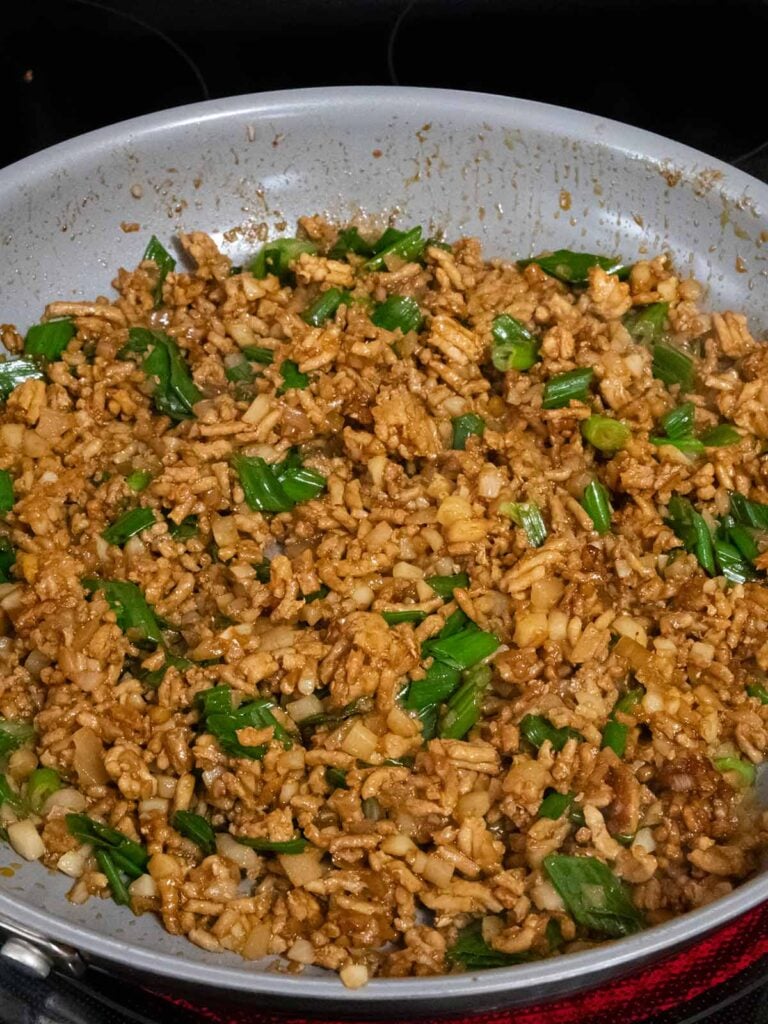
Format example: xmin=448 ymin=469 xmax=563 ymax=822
xmin=0 ymin=223 xmax=767 ymax=987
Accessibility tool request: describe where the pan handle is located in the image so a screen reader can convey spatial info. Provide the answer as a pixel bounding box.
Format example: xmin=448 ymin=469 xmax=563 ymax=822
xmin=0 ymin=912 xmax=85 ymax=978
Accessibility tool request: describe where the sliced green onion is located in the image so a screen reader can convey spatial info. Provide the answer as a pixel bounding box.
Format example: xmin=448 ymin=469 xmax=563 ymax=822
xmin=581 ymin=480 xmax=613 ymax=535
xmin=102 ymin=508 xmax=156 ymax=546
xmin=451 ymin=413 xmax=486 ymax=451
xmin=198 ymin=686 xmax=292 ymax=759
xmin=172 ymin=810 xmax=216 ymax=856
xmin=542 ymin=367 xmax=594 ymax=410
xmin=249 ymin=238 xmax=317 ymax=281
xmin=722 ymin=522 xmax=760 ymax=563
xmin=546 ymin=918 xmax=564 ymax=952
xmin=225 ymin=356 xmax=254 ymax=383
xmin=422 ymin=627 xmax=499 ymax=671
xmin=439 ymin=664 xmax=491 ymax=739
xmin=234 ymin=455 xmax=292 ymax=513
xmin=120 ymin=328 xmax=202 ymax=421
xmin=0 ymin=719 xmax=33 ymax=760
xmin=66 ymin=814 xmax=148 ymax=871
xmin=0 ymin=538 xmax=14 ymax=584
xmin=747 ymin=682 xmax=768 ymax=704
xmin=425 ymin=573 xmax=469 ymax=599
xmin=652 ymin=343 xmax=694 ymax=390
xmin=490 ymin=314 xmax=539 ymax=371
xmin=381 ymin=609 xmax=428 ymax=626
xmin=302 ymin=288 xmax=351 ymax=327
xmin=405 ymin=661 xmax=462 ymax=711
xmin=713 ymin=539 xmax=760 ymax=584
xmin=543 ymin=854 xmax=644 ymax=937
xmin=660 ymin=402 xmax=695 ymax=439
xmin=168 ymin=515 xmax=198 ymax=540
xmin=277 ymin=359 xmax=310 ymax=394
xmin=143 ymin=236 xmax=176 ymax=307
xmin=447 ymin=919 xmax=531 ymax=970
xmin=0 ymin=359 xmax=45 ymax=401
xmin=371 ymin=295 xmax=423 ymax=334
xmin=601 ymin=719 xmax=629 ymax=758
xmin=278 ymin=465 xmax=327 ymax=505
xmin=26 ymin=768 xmax=61 ymax=812
xmin=520 ymin=714 xmax=582 ymax=752
xmin=24 ymin=318 xmax=75 ymax=360
xmin=664 ymin=496 xmax=715 ymax=576
xmin=304 ymin=585 xmax=330 ymax=603
xmin=538 ymin=790 xmax=574 ymax=820
xmin=236 ymin=835 xmax=309 ymax=854
xmin=234 ymin=451 xmax=326 ymax=514
xmin=713 ymin=756 xmax=756 ymax=786
xmin=362 ymin=796 xmax=384 ymax=820
xmin=95 ymin=849 xmax=131 ymax=905
xmin=623 ymin=302 xmax=668 ymax=346
xmin=329 ymin=227 xmax=373 ymax=260
xmin=325 ymin=766 xmax=348 ymax=790
xmin=136 ymin=651 xmax=192 ymax=689
xmin=242 ymin=346 xmax=275 ymax=365
xmin=82 ymin=578 xmax=162 ymax=646
xmin=0 ymin=472 xmax=13 ymax=515
xmin=650 ymin=435 xmax=705 ymax=457
xmin=363 ymin=226 xmax=424 ymax=271
xmin=581 ymin=415 xmax=631 ymax=454
xmin=0 ymin=776 xmax=25 ymax=813
xmin=730 ymin=492 xmax=768 ymax=530
xmin=520 ymin=250 xmax=625 ymax=284
xmin=500 ymin=501 xmax=548 ymax=548
xmin=126 ymin=470 xmax=152 ymax=492
xmin=700 ymin=424 xmax=741 ymax=447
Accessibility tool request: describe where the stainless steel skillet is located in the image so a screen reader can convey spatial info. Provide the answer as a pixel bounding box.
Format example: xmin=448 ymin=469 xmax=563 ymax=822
xmin=0 ymin=86 xmax=766 ymax=1017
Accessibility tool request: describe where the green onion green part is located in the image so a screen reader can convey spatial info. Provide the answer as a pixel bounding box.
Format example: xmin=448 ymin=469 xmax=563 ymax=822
xmin=143 ymin=236 xmax=176 ymax=307
xmin=542 ymin=367 xmax=594 ymax=410
xmin=451 ymin=413 xmax=486 ymax=451
xmin=371 ymin=295 xmax=423 ymax=334
xmin=0 ymin=472 xmax=13 ymax=515
xmin=0 ymin=359 xmax=45 ymax=401
xmin=277 ymin=359 xmax=310 ymax=394
xmin=623 ymin=302 xmax=668 ymax=346
xmin=172 ymin=810 xmax=216 ymax=856
xmin=119 ymin=328 xmax=202 ymax=421
xmin=520 ymin=250 xmax=626 ymax=284
xmin=249 ymin=238 xmax=317 ymax=281
xmin=82 ymin=578 xmax=162 ymax=646
xmin=302 ymin=288 xmax=352 ymax=327
xmin=543 ymin=853 xmax=644 ymax=937
xmin=652 ymin=343 xmax=694 ymax=391
xmin=581 ymin=415 xmax=631 ymax=454
xmin=102 ymin=508 xmax=156 ymax=546
xmin=425 ymin=573 xmax=469 ymax=599
xmin=520 ymin=714 xmax=582 ymax=752
xmin=581 ymin=480 xmax=613 ymax=535
xmin=500 ymin=502 xmax=548 ymax=548
xmin=24 ymin=318 xmax=76 ymax=360
xmin=490 ymin=314 xmax=539 ymax=371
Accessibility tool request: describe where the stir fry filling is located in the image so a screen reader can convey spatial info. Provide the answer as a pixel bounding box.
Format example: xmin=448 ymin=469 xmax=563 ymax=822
xmin=0 ymin=221 xmax=766 ymax=987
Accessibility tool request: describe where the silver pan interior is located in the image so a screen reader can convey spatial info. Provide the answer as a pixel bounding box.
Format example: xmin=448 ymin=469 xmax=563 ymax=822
xmin=0 ymin=87 xmax=766 ymax=1013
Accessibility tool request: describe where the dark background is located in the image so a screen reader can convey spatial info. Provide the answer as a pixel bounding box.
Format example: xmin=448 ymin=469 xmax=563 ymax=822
xmin=1 ymin=1 xmax=768 ymax=1022
xmin=1 ymin=0 xmax=768 ymax=181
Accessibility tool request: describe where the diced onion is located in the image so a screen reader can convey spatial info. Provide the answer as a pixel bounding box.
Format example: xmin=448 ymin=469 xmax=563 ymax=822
xmin=278 ymin=849 xmax=326 ymax=887
xmin=614 ymin=634 xmax=652 ymax=670
xmin=57 ymin=845 xmax=91 ymax=877
xmin=72 ymin=727 xmax=108 ymax=787
xmin=340 ymin=720 xmax=378 ymax=759
xmin=422 ymin=853 xmax=454 ymax=888
xmin=129 ymin=873 xmax=158 ymax=897
xmin=242 ymin=922 xmax=271 ymax=960
xmin=42 ymin=787 xmax=86 ymax=815
xmin=216 ymin=833 xmax=261 ymax=871
xmin=285 ymin=694 xmax=323 ymax=723
xmin=7 ymin=820 xmax=45 ymax=860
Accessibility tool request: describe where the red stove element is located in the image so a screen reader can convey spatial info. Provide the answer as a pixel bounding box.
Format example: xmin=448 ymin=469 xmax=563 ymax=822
xmin=154 ymin=901 xmax=768 ymax=1024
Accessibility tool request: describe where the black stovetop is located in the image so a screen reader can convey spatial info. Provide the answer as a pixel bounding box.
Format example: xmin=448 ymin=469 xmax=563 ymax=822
xmin=1 ymin=1 xmax=767 ymax=1021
